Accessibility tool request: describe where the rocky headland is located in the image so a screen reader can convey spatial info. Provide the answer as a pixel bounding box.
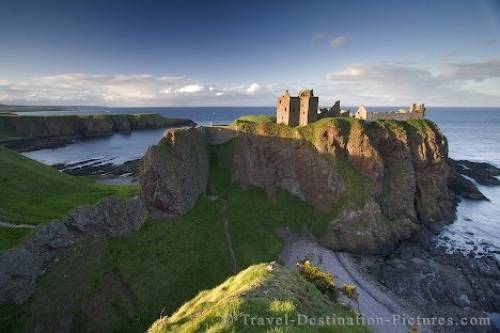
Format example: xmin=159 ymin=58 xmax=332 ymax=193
xmin=141 ymin=118 xmax=455 ymax=255
xmin=0 ymin=113 xmax=195 ymax=152
xmin=1 ymin=116 xmax=499 ymax=332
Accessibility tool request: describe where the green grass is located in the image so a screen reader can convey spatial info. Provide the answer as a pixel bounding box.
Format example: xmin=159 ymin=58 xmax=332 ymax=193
xmin=0 ymin=146 xmax=137 ymax=249
xmin=233 ymin=115 xmax=276 ymax=125
xmin=148 ymin=263 xmax=369 ymax=333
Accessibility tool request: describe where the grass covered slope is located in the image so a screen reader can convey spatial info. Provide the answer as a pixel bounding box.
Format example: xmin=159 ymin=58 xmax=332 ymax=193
xmin=0 ymin=146 xmax=136 ymax=248
xmin=0 ymin=142 xmax=337 ymax=332
xmin=149 ymin=262 xmax=368 ymax=333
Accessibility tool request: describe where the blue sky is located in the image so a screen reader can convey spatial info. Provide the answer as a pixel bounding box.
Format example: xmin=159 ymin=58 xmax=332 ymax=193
xmin=1 ymin=0 xmax=500 ymax=106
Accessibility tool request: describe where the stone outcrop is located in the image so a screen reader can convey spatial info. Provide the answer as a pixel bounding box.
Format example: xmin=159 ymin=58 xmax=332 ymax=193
xmin=358 ymin=241 xmax=500 ymax=330
xmin=0 ymin=113 xmax=195 ymax=152
xmin=319 ymin=199 xmax=418 ymax=254
xmin=229 ymin=119 xmax=454 ymax=254
xmin=139 ymin=127 xmax=209 ymax=218
xmin=0 ymin=197 xmax=147 ymax=305
xmin=138 ymin=119 xmax=455 ymax=254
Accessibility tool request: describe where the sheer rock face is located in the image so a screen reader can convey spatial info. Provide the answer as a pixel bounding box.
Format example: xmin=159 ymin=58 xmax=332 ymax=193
xmin=139 ymin=127 xmax=209 ymax=218
xmin=229 ymin=120 xmax=454 ymax=254
xmin=231 ymin=128 xmax=346 ymax=212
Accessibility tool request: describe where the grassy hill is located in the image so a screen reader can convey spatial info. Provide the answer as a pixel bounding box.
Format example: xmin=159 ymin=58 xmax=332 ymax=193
xmin=148 ymin=262 xmax=368 ymax=333
xmin=0 ymin=141 xmax=340 ymax=332
xmin=0 ymin=146 xmax=137 ymax=249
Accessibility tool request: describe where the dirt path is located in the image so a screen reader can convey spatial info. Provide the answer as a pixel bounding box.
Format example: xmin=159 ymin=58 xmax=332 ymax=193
xmin=0 ymin=221 xmax=36 ymax=229
xmin=220 ymin=202 xmax=238 ymax=274
xmin=276 ymin=227 xmax=430 ymax=333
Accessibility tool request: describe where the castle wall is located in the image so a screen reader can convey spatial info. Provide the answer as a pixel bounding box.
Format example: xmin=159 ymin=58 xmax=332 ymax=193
xmin=277 ymin=96 xmax=299 ymax=126
xmin=299 ymin=96 xmax=318 ymax=126
xmin=364 ymin=111 xmax=424 ymax=121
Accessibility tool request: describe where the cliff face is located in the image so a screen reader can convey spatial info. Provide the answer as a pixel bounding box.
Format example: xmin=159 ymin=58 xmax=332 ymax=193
xmin=0 ymin=113 xmax=194 ymax=143
xmin=229 ymin=118 xmax=454 ymax=253
xmin=139 ymin=118 xmax=454 ymax=254
xmin=139 ymin=127 xmax=209 ymax=218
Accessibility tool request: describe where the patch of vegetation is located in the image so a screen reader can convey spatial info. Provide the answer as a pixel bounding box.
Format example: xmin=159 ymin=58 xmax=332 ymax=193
xmin=233 ymin=114 xmax=275 ymax=126
xmin=148 ymin=263 xmax=368 ymax=333
xmin=297 ymin=260 xmax=336 ymax=298
xmin=0 ymin=228 xmax=34 ymax=251
xmin=0 ymin=146 xmax=137 ymax=248
xmin=342 ymin=284 xmax=357 ymax=299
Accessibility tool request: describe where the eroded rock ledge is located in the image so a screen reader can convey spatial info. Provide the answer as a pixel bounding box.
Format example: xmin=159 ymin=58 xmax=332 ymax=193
xmin=0 ymin=197 xmax=147 ymax=305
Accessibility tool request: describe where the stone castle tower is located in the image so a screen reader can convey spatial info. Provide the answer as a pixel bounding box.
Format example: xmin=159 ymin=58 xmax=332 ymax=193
xmin=276 ymin=89 xmax=318 ymax=126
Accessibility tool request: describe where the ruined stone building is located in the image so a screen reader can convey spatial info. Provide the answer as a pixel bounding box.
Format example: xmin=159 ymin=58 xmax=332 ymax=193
xmin=354 ymin=103 xmax=426 ymax=121
xmin=319 ymin=100 xmax=351 ymax=118
xmin=276 ymin=89 xmax=318 ymax=126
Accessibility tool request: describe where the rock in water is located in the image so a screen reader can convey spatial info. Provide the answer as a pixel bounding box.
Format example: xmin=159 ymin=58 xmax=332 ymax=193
xmin=139 ymin=127 xmax=209 ymax=218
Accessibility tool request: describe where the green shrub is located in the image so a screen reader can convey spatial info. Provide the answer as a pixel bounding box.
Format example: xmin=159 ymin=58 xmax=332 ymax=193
xmin=342 ymin=284 xmax=357 ymax=298
xmin=297 ymin=260 xmax=336 ymax=297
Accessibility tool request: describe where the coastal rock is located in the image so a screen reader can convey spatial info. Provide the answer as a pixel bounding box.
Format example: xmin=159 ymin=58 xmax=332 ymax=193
xmin=0 ymin=197 xmax=148 ymax=305
xmin=447 ymin=158 xmax=488 ymax=201
xmin=137 ymin=119 xmax=454 ymax=254
xmin=450 ymin=159 xmax=500 ymax=186
xmin=229 ymin=119 xmax=454 ymax=253
xmin=139 ymin=127 xmax=209 ymax=218
xmin=0 ymin=114 xmax=195 ymax=152
xmin=319 ymin=199 xmax=418 ymax=254
xmin=359 ymin=243 xmax=500 ymax=323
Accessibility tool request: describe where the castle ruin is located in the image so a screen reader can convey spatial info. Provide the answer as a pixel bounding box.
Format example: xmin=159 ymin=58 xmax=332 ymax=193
xmin=354 ymin=103 xmax=426 ymax=121
xmin=276 ymin=89 xmax=318 ymax=126
xmin=276 ymin=89 xmax=426 ymax=125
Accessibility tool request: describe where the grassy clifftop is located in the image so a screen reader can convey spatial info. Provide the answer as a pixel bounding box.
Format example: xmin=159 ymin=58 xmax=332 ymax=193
xmin=149 ymin=262 xmax=368 ymax=333
xmin=0 ymin=146 xmax=136 ymax=249
xmin=0 ymin=113 xmax=194 ymax=141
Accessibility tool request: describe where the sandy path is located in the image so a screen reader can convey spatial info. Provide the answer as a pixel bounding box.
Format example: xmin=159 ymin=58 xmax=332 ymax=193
xmin=277 ymin=228 xmax=430 ymax=333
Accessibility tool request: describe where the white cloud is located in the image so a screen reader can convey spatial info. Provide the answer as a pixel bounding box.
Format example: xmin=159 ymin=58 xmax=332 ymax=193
xmin=178 ymin=84 xmax=205 ymax=94
xmin=0 ymin=74 xmax=283 ymax=106
xmin=245 ymin=83 xmax=260 ymax=95
xmin=324 ymin=59 xmax=500 ymax=106
xmin=330 ymin=36 xmax=349 ymax=49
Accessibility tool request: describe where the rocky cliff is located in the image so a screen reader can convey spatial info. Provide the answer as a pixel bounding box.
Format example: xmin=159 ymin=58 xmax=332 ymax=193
xmin=230 ymin=118 xmax=454 ymax=253
xmin=0 ymin=113 xmax=195 ymax=151
xmin=139 ymin=118 xmax=455 ymax=254
xmin=140 ymin=127 xmax=209 ymax=218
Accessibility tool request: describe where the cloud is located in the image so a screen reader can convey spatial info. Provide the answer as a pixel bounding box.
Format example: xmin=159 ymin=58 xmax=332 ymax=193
xmin=0 ymin=74 xmax=284 ymax=106
xmin=324 ymin=59 xmax=500 ymax=106
xmin=245 ymin=83 xmax=260 ymax=95
xmin=330 ymin=36 xmax=349 ymax=49
xmin=178 ymin=84 xmax=205 ymax=94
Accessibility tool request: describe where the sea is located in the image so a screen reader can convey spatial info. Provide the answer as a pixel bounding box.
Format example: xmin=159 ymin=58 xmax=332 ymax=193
xmin=17 ymin=106 xmax=500 ymax=257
